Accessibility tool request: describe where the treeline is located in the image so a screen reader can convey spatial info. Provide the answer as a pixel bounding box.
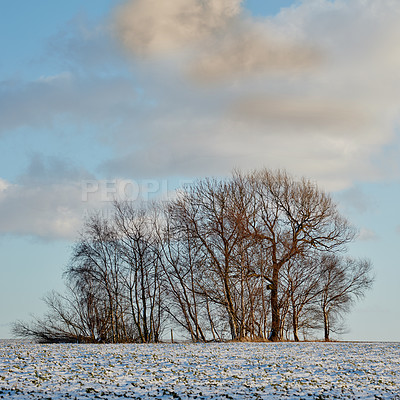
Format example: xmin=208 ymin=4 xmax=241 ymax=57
xmin=13 ymin=169 xmax=373 ymax=343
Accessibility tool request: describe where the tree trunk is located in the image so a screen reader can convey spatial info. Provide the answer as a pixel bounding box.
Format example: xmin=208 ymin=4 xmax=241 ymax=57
xmin=269 ymin=266 xmax=280 ymax=341
xmin=292 ymin=313 xmax=300 ymax=342
xmin=323 ymin=310 xmax=330 ymax=341
xmin=291 ymin=289 xmax=300 ymax=342
xmin=223 ymin=272 xmax=240 ymax=340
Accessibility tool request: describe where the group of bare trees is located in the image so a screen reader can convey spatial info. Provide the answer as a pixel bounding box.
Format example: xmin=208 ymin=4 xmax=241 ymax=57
xmin=13 ymin=169 xmax=373 ymax=343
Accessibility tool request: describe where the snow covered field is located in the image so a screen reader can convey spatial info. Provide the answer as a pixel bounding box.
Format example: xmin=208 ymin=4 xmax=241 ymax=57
xmin=0 ymin=341 xmax=399 ymax=399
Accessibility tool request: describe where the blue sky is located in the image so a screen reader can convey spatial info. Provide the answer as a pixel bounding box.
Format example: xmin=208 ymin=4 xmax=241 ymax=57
xmin=1 ymin=0 xmax=400 ymax=341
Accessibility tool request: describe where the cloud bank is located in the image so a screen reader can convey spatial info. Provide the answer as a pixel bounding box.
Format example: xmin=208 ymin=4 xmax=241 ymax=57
xmin=110 ymin=0 xmax=400 ymax=189
xmin=3 ymin=0 xmax=400 ymax=239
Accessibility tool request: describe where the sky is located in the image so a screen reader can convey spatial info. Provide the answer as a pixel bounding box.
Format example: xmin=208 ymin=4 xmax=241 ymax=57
xmin=0 ymin=0 xmax=400 ymax=341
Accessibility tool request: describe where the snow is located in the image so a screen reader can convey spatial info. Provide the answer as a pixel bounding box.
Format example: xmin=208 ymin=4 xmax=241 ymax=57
xmin=0 ymin=341 xmax=399 ymax=399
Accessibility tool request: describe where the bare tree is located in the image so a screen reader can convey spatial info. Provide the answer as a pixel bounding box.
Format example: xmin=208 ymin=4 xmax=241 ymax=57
xmin=316 ymin=254 xmax=374 ymax=341
xmin=168 ymin=177 xmax=263 ymax=340
xmin=156 ymin=203 xmax=210 ymax=341
xmin=67 ymin=213 xmax=130 ymax=343
xmin=242 ymin=169 xmax=356 ymax=341
xmin=113 ymin=201 xmax=164 ymax=343
xmin=12 ymin=280 xmax=112 ymax=343
xmin=281 ymin=255 xmax=321 ymax=341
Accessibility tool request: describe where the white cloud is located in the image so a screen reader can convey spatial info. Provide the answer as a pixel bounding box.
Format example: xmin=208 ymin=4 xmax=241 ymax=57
xmin=0 ymin=179 xmax=84 ymax=240
xmin=0 ymin=72 xmax=137 ymax=136
xmin=0 ymin=178 xmax=9 ymax=193
xmin=114 ymin=0 xmax=319 ymax=79
xmin=113 ymin=0 xmax=242 ymax=56
xmin=0 ymin=157 xmax=97 ymax=240
xmin=0 ymin=177 xmax=190 ymax=240
xmin=0 ymin=157 xmax=187 ymax=239
xmin=357 ymin=227 xmax=378 ymax=241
